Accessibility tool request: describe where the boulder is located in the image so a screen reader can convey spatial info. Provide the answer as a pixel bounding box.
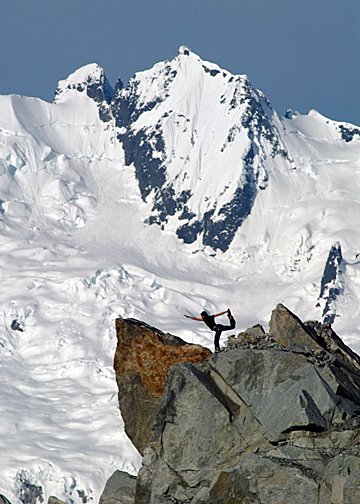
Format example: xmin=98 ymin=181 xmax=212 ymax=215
xmin=114 ymin=318 xmax=211 ymax=454
xmin=99 ymin=470 xmax=136 ymax=504
xmin=269 ymin=303 xmax=323 ymax=353
xmin=48 ymin=498 xmax=65 ymax=504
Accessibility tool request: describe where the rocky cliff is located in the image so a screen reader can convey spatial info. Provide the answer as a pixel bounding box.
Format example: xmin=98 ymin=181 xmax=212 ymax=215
xmin=111 ymin=305 xmax=360 ymax=504
xmin=114 ymin=318 xmax=211 ymax=454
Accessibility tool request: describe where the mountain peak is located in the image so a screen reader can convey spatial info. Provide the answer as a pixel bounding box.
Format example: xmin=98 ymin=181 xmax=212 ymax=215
xmin=113 ymin=48 xmax=287 ymax=252
xmin=58 ymin=63 xmax=104 ymax=86
xmin=178 ymin=45 xmax=191 ymax=56
xmin=54 ymin=63 xmax=113 ymax=104
xmin=54 ymin=63 xmax=114 ymax=121
xmin=175 ymin=45 xmax=232 ymax=78
xmin=176 ymin=45 xmax=206 ymax=63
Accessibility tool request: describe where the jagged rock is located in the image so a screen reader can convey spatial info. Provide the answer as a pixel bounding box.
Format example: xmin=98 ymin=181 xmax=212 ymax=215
xmin=125 ymin=305 xmax=360 ymax=503
xmin=48 ymin=497 xmax=65 ymax=504
xmin=207 ymin=469 xmax=258 ymax=503
xmin=15 ymin=470 xmax=43 ymax=504
xmin=304 ymin=319 xmax=360 ymax=372
xmin=228 ymin=324 xmax=267 ymax=349
xmin=114 ymin=318 xmax=211 ymax=454
xmin=242 ymin=324 xmax=265 ymax=338
xmin=269 ymin=303 xmax=327 ymax=353
xmin=317 ymin=241 xmax=344 ymax=324
xmin=206 ymin=456 xmax=320 ymax=504
xmin=99 ymin=471 xmax=136 ymax=504
xmin=11 ymin=320 xmax=24 ymax=332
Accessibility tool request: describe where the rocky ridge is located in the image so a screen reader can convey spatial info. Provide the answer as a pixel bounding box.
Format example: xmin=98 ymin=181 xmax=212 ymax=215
xmin=110 ymin=304 xmax=360 ymax=504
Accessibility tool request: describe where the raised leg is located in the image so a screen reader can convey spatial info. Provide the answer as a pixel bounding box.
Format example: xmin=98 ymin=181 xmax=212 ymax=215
xmin=213 ymin=315 xmax=236 ymax=352
xmin=220 ymin=317 xmax=236 ymax=332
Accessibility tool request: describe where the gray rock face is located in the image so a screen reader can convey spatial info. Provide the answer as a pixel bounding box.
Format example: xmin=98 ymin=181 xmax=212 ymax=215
xmin=15 ymin=470 xmax=43 ymax=504
xmin=124 ymin=304 xmax=360 ymax=503
xmin=48 ymin=498 xmax=65 ymax=504
xmin=269 ymin=303 xmax=322 ymax=353
xmin=317 ymin=242 xmax=345 ymax=324
xmin=114 ymin=317 xmax=211 ymax=454
xmin=99 ymin=471 xmax=137 ymax=504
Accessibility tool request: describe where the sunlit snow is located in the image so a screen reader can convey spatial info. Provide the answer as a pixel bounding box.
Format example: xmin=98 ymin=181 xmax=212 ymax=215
xmin=1 ymin=51 xmax=360 ymax=502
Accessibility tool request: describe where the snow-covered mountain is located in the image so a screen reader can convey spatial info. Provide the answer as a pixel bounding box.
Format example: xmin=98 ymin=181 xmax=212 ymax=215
xmin=1 ymin=47 xmax=360 ymax=503
xmin=113 ymin=46 xmax=291 ymax=252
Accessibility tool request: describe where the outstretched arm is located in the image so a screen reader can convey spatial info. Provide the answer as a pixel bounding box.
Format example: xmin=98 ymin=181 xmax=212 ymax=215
xmin=184 ymin=314 xmax=203 ymax=321
xmin=213 ymin=309 xmax=228 ymax=318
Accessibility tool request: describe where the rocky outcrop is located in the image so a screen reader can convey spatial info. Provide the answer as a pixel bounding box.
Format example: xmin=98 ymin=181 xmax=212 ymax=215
xmin=269 ymin=302 xmax=324 ymax=353
xmin=317 ymin=242 xmax=344 ymax=324
xmin=113 ymin=318 xmax=211 ymax=454
xmin=270 ymin=304 xmax=360 ymax=372
xmin=99 ymin=471 xmax=137 ymax=504
xmin=47 ymin=498 xmax=65 ymax=504
xmin=112 ymin=304 xmax=360 ymax=503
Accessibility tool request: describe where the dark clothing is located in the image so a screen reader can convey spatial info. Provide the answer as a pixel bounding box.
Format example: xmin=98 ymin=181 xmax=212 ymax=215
xmin=202 ymin=314 xmax=216 ymax=330
xmin=213 ymin=315 xmax=236 ymax=351
xmin=200 ymin=311 xmax=236 ymax=351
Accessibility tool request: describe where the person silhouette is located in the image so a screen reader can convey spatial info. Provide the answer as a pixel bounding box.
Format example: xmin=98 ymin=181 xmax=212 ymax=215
xmin=184 ymin=308 xmax=236 ymax=352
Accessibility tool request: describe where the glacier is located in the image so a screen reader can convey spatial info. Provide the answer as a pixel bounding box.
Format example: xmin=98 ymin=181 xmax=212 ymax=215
xmin=0 ymin=47 xmax=360 ymax=503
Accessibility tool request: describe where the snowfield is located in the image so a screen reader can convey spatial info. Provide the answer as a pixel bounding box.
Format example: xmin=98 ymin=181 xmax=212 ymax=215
xmin=0 ymin=49 xmax=360 ymax=502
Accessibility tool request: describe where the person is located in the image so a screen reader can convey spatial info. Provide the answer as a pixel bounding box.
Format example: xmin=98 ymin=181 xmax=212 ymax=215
xmin=184 ymin=308 xmax=236 ymax=352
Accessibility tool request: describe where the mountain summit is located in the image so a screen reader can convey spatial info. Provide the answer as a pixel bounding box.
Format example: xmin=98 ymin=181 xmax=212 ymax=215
xmin=54 ymin=63 xmax=114 ymax=121
xmin=113 ymin=47 xmax=290 ymax=251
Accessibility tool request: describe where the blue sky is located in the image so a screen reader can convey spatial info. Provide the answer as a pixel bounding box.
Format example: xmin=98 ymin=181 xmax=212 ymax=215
xmin=0 ymin=0 xmax=359 ymax=124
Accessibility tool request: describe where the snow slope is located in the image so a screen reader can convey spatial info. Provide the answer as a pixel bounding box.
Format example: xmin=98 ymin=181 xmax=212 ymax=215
xmin=1 ymin=48 xmax=360 ymax=502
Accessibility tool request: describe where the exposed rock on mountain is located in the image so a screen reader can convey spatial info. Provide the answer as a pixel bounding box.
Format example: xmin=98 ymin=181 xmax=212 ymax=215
xmin=269 ymin=302 xmax=323 ymax=353
xmin=114 ymin=318 xmax=211 ymax=454
xmin=338 ymin=124 xmax=360 ymax=143
xmin=48 ymin=497 xmax=65 ymax=504
xmin=99 ymin=470 xmax=137 ymax=504
xmin=54 ymin=63 xmax=114 ymax=122
xmin=114 ymin=304 xmax=360 ymax=503
xmin=317 ymin=242 xmax=344 ymax=324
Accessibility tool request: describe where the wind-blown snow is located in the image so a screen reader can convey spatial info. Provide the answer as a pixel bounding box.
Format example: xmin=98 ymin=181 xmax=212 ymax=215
xmin=1 ymin=51 xmax=360 ymax=503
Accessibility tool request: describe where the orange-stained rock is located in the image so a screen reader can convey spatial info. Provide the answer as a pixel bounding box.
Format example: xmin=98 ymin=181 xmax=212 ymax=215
xmin=114 ymin=318 xmax=211 ymax=454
